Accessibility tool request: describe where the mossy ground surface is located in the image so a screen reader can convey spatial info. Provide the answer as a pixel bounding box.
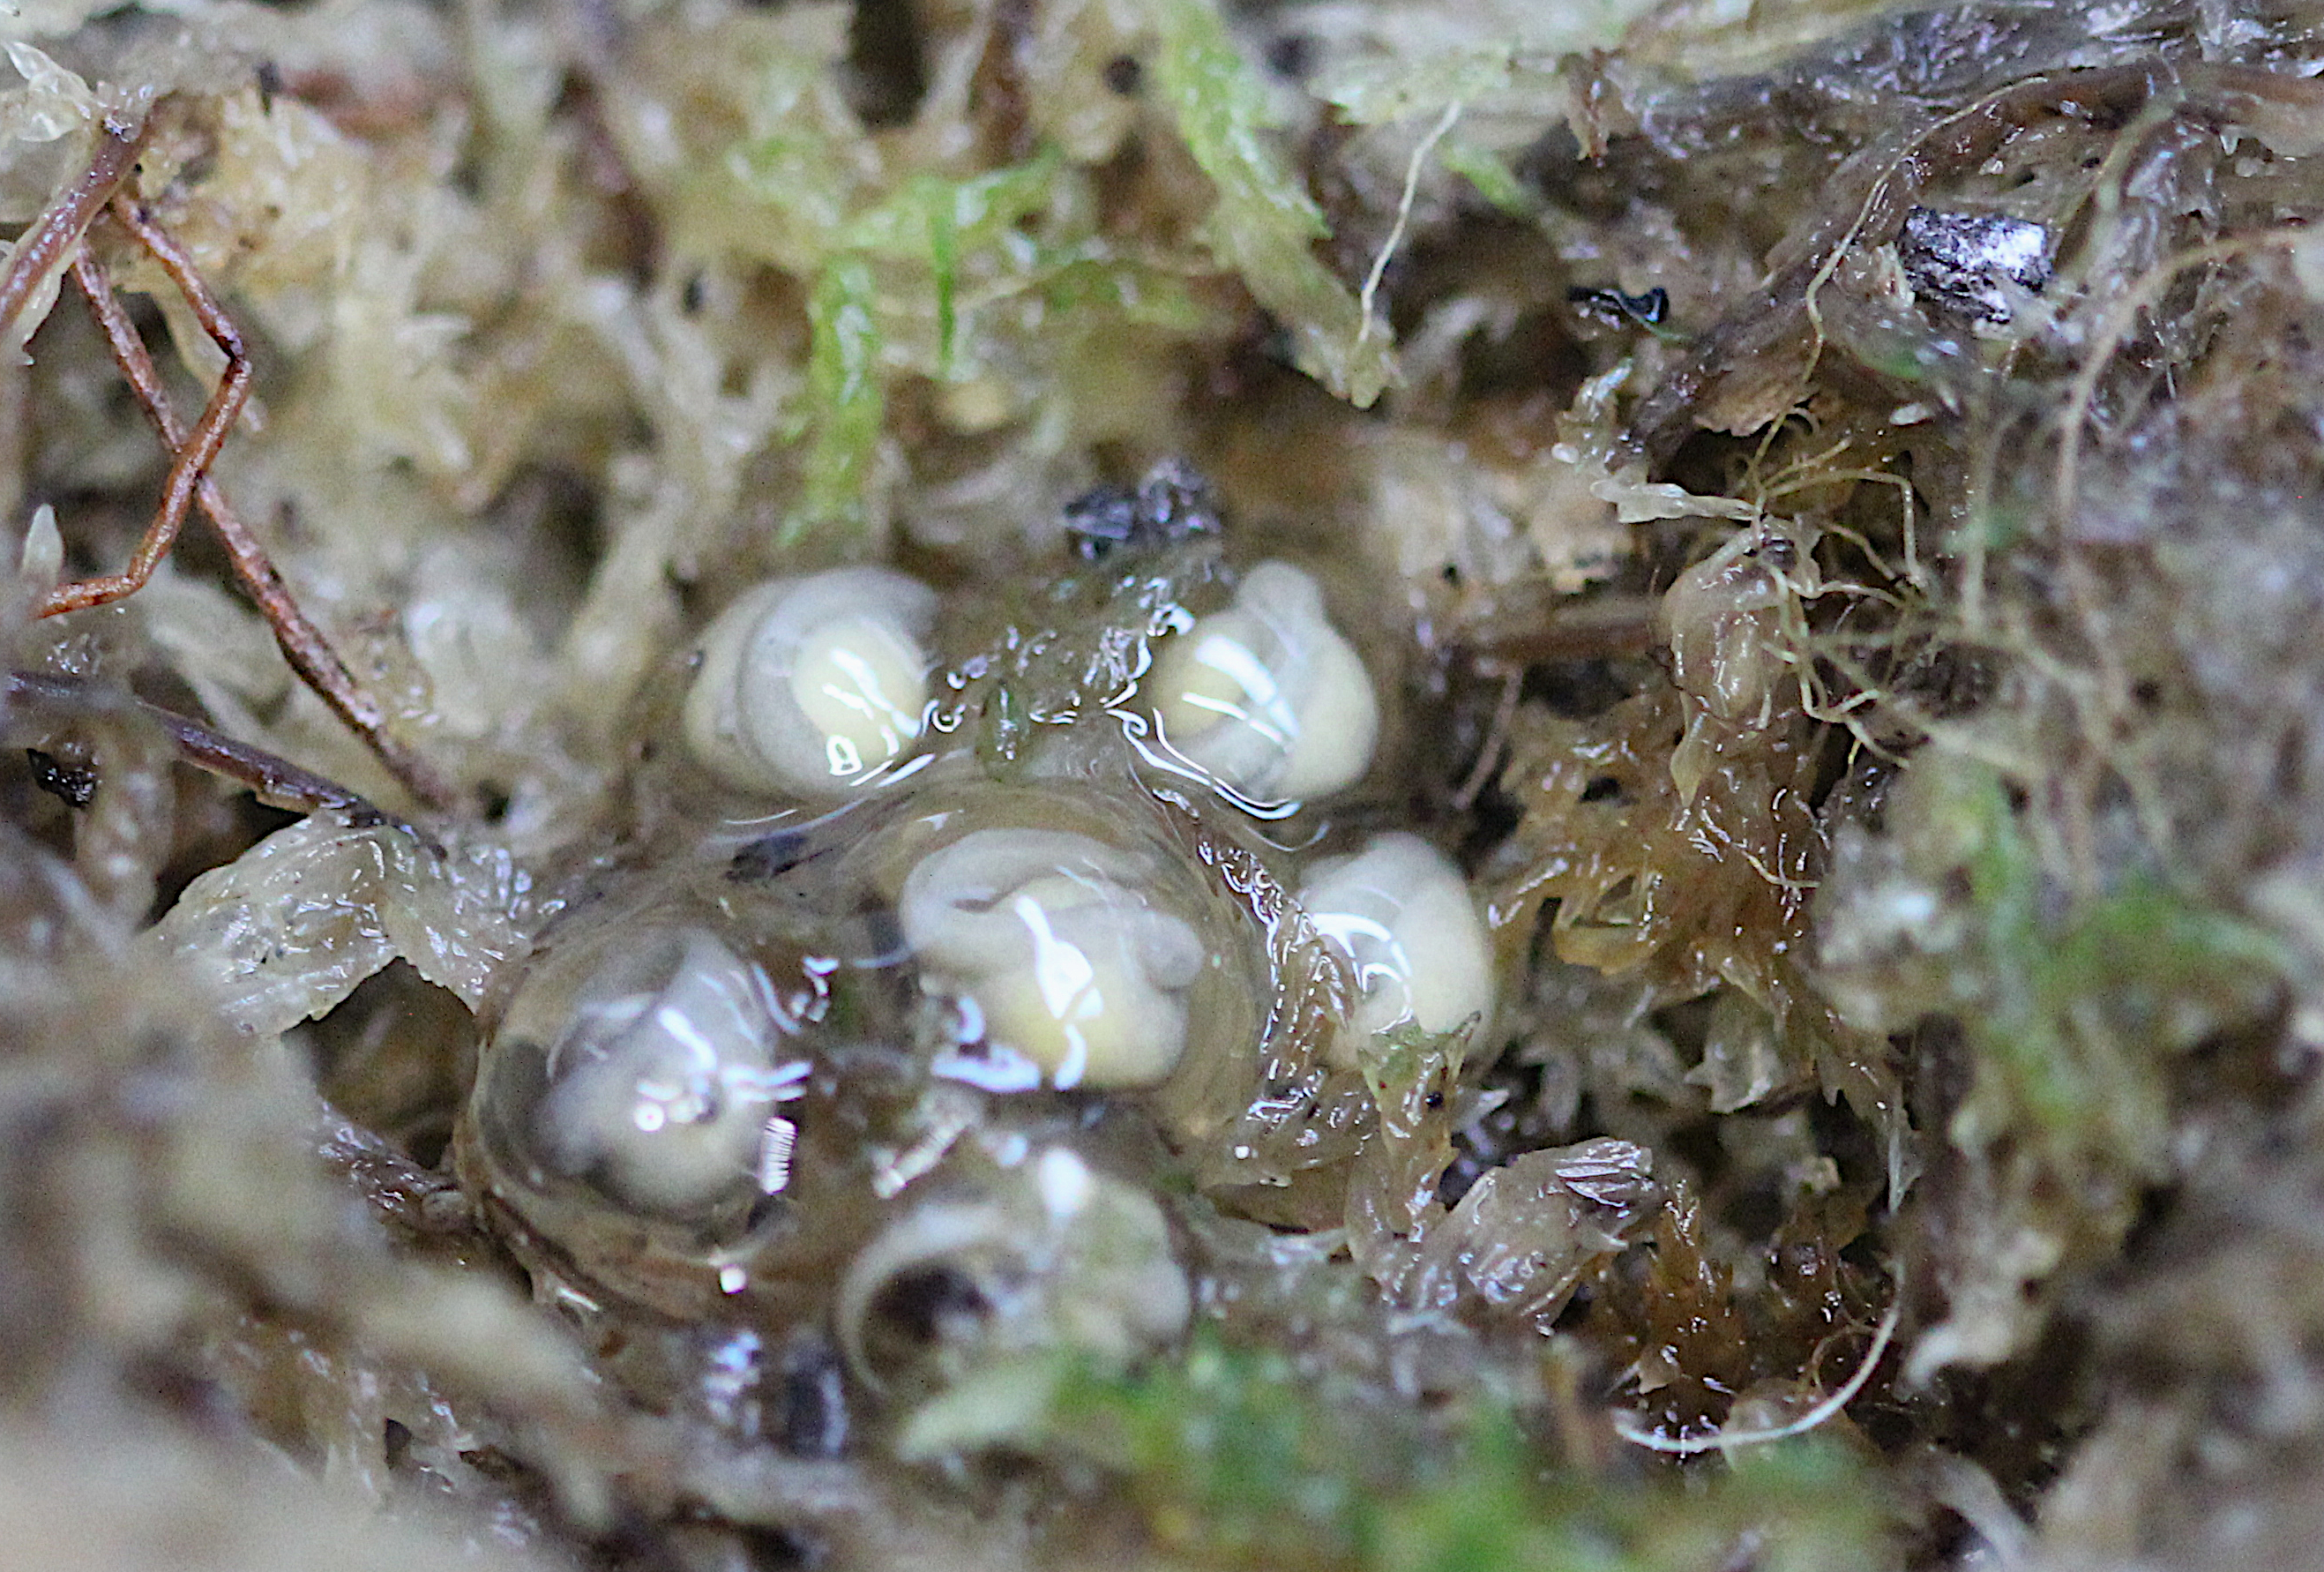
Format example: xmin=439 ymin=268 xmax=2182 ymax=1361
xmin=6 ymin=2 xmax=2324 ymax=1568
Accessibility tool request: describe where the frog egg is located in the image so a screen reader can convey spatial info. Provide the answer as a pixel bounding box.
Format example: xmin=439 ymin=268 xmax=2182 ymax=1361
xmin=898 ymin=827 xmax=1209 ymax=1092
xmin=1297 ymin=833 xmax=1494 ymax=1062
xmin=839 ymin=1144 xmax=1189 ymax=1400
xmin=1148 ymin=558 xmax=1379 ymax=803
xmin=684 ymin=567 xmax=938 ymax=797
xmin=486 ymin=924 xmax=807 ymax=1217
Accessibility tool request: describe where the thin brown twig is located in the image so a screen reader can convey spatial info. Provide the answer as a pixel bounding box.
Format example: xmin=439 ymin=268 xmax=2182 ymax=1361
xmin=39 ymin=214 xmax=250 ymax=616
xmin=65 ymin=213 xmax=458 ymax=812
xmin=7 ymin=667 xmax=389 ymax=823
xmin=1462 ymin=596 xmax=1658 ymax=665
xmin=1450 ymin=662 xmax=1522 ymax=813
xmin=0 ymin=111 xmax=145 ymax=338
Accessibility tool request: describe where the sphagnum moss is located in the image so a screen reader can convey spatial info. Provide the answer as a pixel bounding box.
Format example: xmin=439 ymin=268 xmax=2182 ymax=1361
xmin=7 ymin=3 xmax=2324 ymax=1569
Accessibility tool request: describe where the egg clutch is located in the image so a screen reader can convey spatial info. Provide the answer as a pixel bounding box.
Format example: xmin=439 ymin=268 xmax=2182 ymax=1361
xmin=452 ymin=468 xmax=1495 ymax=1387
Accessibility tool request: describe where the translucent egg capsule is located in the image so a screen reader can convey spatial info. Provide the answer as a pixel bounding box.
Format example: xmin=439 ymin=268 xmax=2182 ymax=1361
xmin=900 ymin=826 xmax=1208 ymax=1092
xmin=684 ymin=567 xmax=938 ymax=797
xmin=489 ymin=924 xmax=808 ymax=1217
xmin=1297 ymin=832 xmax=1494 ymax=1062
xmin=1148 ymin=558 xmax=1379 ymax=803
xmin=839 ymin=1144 xmax=1189 ymax=1404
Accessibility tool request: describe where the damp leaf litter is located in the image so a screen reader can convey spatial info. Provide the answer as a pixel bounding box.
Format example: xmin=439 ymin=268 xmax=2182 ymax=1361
xmin=7 ymin=2 xmax=2324 ymax=1569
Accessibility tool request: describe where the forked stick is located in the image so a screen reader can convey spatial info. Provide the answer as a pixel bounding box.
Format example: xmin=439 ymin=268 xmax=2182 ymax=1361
xmin=0 ymin=113 xmax=457 ymax=812
xmin=39 ymin=209 xmax=250 ymax=618
xmin=65 ymin=221 xmax=457 ymax=812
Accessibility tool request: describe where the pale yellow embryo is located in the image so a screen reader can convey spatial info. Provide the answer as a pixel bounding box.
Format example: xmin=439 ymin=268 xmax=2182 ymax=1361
xmin=1151 ymin=559 xmax=1379 ymax=802
xmin=1297 ymin=832 xmax=1494 ymax=1067
xmin=900 ymin=828 xmax=1207 ymax=1091
xmin=684 ymin=567 xmax=936 ymax=797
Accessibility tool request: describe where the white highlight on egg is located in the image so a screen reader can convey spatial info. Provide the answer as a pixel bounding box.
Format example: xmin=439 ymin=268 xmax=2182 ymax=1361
xmin=684 ymin=567 xmax=937 ymax=797
xmin=1297 ymin=833 xmax=1494 ymax=1062
xmin=1150 ymin=558 xmax=1379 ymax=802
xmin=899 ymin=827 xmax=1207 ymax=1090
xmin=534 ymin=927 xmax=810 ymax=1215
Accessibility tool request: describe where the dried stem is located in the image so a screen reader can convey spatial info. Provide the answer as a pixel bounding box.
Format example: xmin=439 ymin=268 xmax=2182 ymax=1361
xmin=39 ymin=213 xmax=250 ymax=617
xmin=64 ymin=212 xmax=458 ymax=812
xmin=7 ymin=667 xmax=388 ymax=823
xmin=1464 ymin=596 xmax=1657 ymax=665
xmin=0 ymin=115 xmax=456 ymax=811
xmin=0 ymin=112 xmax=145 ymax=339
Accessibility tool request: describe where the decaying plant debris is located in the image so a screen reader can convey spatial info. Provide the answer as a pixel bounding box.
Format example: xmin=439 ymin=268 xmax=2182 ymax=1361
xmin=10 ymin=0 xmax=2324 ymax=1567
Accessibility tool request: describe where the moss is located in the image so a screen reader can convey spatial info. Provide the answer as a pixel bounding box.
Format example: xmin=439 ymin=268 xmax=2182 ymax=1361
xmin=1435 ymin=138 xmax=1528 ymax=217
xmin=21 ymin=0 xmax=2324 ymax=1568
xmin=798 ymin=254 xmax=886 ymax=542
xmin=767 ymin=152 xmax=1072 ymax=538
xmin=1044 ymin=1328 xmax=1897 ymax=1572
xmin=1939 ymin=757 xmax=2288 ymax=1208
xmin=1145 ymin=0 xmax=1395 ymax=407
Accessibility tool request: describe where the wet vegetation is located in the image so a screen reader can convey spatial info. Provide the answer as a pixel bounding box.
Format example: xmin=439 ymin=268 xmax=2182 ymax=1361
xmin=7 ymin=1 xmax=2324 ymax=1568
